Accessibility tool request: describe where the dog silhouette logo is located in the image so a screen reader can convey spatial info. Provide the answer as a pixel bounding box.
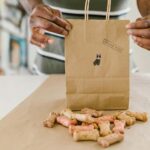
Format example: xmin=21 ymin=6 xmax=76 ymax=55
xmin=93 ymin=54 xmax=101 ymax=66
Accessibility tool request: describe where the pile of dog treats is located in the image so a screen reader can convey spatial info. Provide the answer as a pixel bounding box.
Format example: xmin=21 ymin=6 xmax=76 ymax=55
xmin=43 ymin=108 xmax=148 ymax=148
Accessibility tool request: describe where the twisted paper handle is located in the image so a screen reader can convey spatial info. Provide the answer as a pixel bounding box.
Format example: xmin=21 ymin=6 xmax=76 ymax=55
xmin=84 ymin=0 xmax=112 ymax=21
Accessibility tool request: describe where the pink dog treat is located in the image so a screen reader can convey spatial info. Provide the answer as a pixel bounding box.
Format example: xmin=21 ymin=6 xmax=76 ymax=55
xmin=113 ymin=120 xmax=125 ymax=134
xmin=96 ymin=115 xmax=115 ymax=123
xmin=56 ymin=115 xmax=77 ymax=127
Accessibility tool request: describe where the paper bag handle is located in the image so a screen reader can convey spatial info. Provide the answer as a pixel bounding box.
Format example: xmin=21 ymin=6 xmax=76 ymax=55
xmin=84 ymin=0 xmax=112 ymax=21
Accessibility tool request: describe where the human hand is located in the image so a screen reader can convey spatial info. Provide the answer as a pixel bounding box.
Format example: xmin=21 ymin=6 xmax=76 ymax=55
xmin=29 ymin=4 xmax=72 ymax=48
xmin=126 ymin=16 xmax=150 ymax=50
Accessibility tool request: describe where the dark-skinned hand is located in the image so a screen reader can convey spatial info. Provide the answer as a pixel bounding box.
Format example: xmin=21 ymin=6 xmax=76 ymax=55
xmin=29 ymin=4 xmax=72 ymax=48
xmin=126 ymin=16 xmax=150 ymax=50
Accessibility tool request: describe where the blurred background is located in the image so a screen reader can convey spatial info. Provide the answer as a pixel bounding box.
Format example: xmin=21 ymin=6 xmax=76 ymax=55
xmin=0 ymin=0 xmax=150 ymax=75
xmin=0 ymin=0 xmax=34 ymax=75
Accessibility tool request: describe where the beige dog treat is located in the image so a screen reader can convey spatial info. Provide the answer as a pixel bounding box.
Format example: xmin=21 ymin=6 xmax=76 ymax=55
xmin=61 ymin=108 xmax=74 ymax=119
xmin=113 ymin=120 xmax=125 ymax=134
xmin=56 ymin=115 xmax=77 ymax=127
xmin=73 ymin=129 xmax=99 ymax=141
xmin=61 ymin=109 xmax=95 ymax=123
xmin=97 ymin=133 xmax=124 ymax=148
xmin=91 ymin=123 xmax=99 ymax=129
xmin=43 ymin=112 xmax=58 ymax=128
xmin=81 ymin=122 xmax=99 ymax=129
xmin=81 ymin=108 xmax=103 ymax=117
xmin=117 ymin=112 xmax=136 ymax=126
xmin=98 ymin=121 xmax=112 ymax=136
xmin=96 ymin=115 xmax=115 ymax=123
xmin=69 ymin=125 xmax=94 ymax=135
xmin=72 ymin=113 xmax=95 ymax=123
xmin=126 ymin=111 xmax=148 ymax=122
xmin=112 ymin=111 xmax=122 ymax=118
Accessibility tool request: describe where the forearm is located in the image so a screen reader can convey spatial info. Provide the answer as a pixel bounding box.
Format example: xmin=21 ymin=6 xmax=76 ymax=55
xmin=137 ymin=0 xmax=150 ymax=17
xmin=19 ymin=0 xmax=43 ymax=14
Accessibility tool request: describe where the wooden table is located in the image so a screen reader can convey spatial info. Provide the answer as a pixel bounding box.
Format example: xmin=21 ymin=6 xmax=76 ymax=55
xmin=0 ymin=74 xmax=150 ymax=150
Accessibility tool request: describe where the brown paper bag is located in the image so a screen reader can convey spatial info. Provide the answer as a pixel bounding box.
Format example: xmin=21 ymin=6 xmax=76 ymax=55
xmin=65 ymin=0 xmax=129 ymax=110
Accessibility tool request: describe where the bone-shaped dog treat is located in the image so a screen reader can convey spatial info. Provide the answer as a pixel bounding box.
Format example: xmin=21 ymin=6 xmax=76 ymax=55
xmin=126 ymin=111 xmax=148 ymax=122
xmin=72 ymin=113 xmax=95 ymax=123
xmin=112 ymin=120 xmax=125 ymax=134
xmin=56 ymin=115 xmax=77 ymax=127
xmin=61 ymin=109 xmax=74 ymax=119
xmin=97 ymin=133 xmax=124 ymax=148
xmin=69 ymin=125 xmax=94 ymax=135
xmin=96 ymin=115 xmax=115 ymax=123
xmin=117 ymin=112 xmax=136 ymax=126
xmin=61 ymin=109 xmax=95 ymax=123
xmin=81 ymin=108 xmax=103 ymax=117
xmin=81 ymin=122 xmax=99 ymax=129
xmin=43 ymin=112 xmax=58 ymax=128
xmin=73 ymin=129 xmax=99 ymax=141
xmin=98 ymin=121 xmax=112 ymax=136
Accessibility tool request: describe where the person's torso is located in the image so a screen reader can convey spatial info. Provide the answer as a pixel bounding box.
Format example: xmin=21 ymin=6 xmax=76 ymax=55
xmin=44 ymin=0 xmax=130 ymax=16
xmin=36 ymin=0 xmax=130 ymax=74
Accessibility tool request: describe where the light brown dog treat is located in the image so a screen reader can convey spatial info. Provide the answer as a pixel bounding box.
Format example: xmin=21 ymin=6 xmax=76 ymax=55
xmin=92 ymin=123 xmax=99 ymax=129
xmin=61 ymin=108 xmax=74 ymax=119
xmin=112 ymin=111 xmax=122 ymax=119
xmin=69 ymin=125 xmax=95 ymax=135
xmin=81 ymin=122 xmax=99 ymax=129
xmin=81 ymin=108 xmax=103 ymax=118
xmin=126 ymin=111 xmax=148 ymax=122
xmin=97 ymin=133 xmax=124 ymax=148
xmin=81 ymin=122 xmax=88 ymax=126
xmin=56 ymin=115 xmax=77 ymax=127
xmin=43 ymin=112 xmax=58 ymax=128
xmin=72 ymin=113 xmax=95 ymax=123
xmin=96 ymin=115 xmax=115 ymax=124
xmin=73 ymin=129 xmax=99 ymax=141
xmin=112 ymin=120 xmax=125 ymax=134
xmin=117 ymin=112 xmax=136 ymax=126
xmin=98 ymin=121 xmax=112 ymax=136
xmin=81 ymin=122 xmax=90 ymax=126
